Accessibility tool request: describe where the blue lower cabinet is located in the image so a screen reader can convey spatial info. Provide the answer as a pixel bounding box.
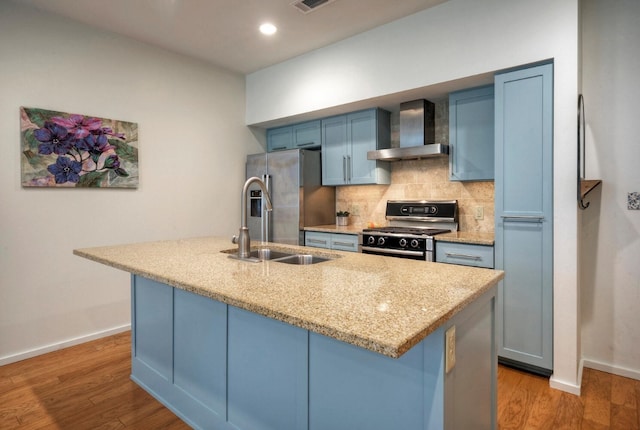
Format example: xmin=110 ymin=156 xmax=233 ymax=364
xmin=173 ymin=286 xmax=227 ymax=416
xmin=131 ymin=276 xmax=227 ymax=428
xmin=133 ymin=277 xmax=173 ymax=380
xmin=131 ymin=275 xmax=496 ymax=430
xmin=227 ymin=307 xmax=308 ymax=430
xmin=309 ymin=329 xmax=444 ymax=430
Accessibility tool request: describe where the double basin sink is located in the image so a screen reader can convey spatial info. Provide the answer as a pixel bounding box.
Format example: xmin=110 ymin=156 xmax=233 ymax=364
xmin=224 ymin=247 xmax=333 ymax=265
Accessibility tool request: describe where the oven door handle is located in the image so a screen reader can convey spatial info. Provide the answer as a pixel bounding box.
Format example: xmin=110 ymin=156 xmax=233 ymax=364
xmin=361 ymin=246 xmax=424 ymax=257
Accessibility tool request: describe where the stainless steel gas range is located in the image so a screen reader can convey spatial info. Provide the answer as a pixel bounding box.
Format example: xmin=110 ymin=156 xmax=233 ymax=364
xmin=361 ymin=200 xmax=458 ymax=261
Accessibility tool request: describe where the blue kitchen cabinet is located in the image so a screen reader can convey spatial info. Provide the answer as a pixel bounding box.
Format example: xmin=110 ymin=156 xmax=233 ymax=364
xmin=267 ymin=126 xmax=293 ymax=152
xmin=132 ymin=276 xmax=228 ymax=427
xmin=436 ymin=241 xmax=494 ymax=269
xmin=267 ymin=120 xmax=321 ymax=152
xmin=130 ymin=274 xmax=496 ymax=430
xmin=292 ymin=120 xmax=321 ymax=149
xmin=494 ymin=63 xmax=553 ymax=375
xmin=449 ymin=85 xmax=495 ymax=181
xmin=305 ymin=230 xmax=359 ymax=252
xmin=321 ymin=108 xmax=391 ymax=185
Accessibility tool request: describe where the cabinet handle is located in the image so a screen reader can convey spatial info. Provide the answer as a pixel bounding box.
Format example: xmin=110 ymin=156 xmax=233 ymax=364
xmin=445 ymin=252 xmax=481 ymax=260
xmin=343 ymin=156 xmax=347 ymax=182
xmin=271 ymin=146 xmax=287 ymax=151
xmin=333 ymin=241 xmax=355 ymax=247
xmin=500 ymin=215 xmax=544 ymax=222
xmin=346 ymin=155 xmax=351 ymax=181
xmin=307 ymin=238 xmax=328 ymax=245
xmin=297 ymin=142 xmax=315 ymax=147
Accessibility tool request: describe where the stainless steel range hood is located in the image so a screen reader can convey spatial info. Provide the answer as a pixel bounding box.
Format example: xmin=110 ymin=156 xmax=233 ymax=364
xmin=367 ymin=99 xmax=449 ymax=161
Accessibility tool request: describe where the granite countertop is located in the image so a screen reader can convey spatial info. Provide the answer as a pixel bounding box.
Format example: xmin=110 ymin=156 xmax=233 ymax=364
xmin=74 ymin=237 xmax=503 ymax=358
xmin=435 ymin=231 xmax=495 ymax=246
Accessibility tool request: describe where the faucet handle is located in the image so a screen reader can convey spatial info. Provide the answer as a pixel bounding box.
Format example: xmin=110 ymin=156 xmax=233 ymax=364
xmin=231 ymin=235 xmax=238 ymax=244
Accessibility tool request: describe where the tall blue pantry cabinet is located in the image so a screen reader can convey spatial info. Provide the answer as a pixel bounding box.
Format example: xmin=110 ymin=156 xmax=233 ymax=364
xmin=494 ymin=63 xmax=554 ymax=375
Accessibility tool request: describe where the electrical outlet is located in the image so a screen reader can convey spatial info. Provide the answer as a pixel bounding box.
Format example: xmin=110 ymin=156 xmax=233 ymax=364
xmin=445 ymin=325 xmax=456 ymax=374
xmin=474 ymin=206 xmax=484 ymax=220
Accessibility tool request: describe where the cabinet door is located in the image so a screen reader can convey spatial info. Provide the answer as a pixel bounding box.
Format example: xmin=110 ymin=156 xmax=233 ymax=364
xmin=494 ymin=63 xmax=553 ymax=374
xmin=322 ymin=115 xmax=348 ymax=185
xmin=348 ymin=110 xmax=378 ymax=184
xmin=267 ymin=126 xmax=293 ymax=152
xmin=330 ymin=233 xmax=359 ymax=252
xmin=293 ymin=120 xmax=321 ymax=149
xmin=305 ymin=231 xmax=331 ymax=249
xmin=449 ymin=85 xmax=495 ymax=181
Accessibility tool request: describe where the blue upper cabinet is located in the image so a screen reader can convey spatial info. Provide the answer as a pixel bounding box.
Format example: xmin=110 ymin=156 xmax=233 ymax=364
xmin=267 ymin=120 xmax=321 ymax=152
xmin=322 ymin=108 xmax=391 ymax=186
xmin=494 ymin=63 xmax=553 ymax=375
xmin=292 ymin=120 xmax=321 ymax=149
xmin=449 ymin=85 xmax=495 ymax=181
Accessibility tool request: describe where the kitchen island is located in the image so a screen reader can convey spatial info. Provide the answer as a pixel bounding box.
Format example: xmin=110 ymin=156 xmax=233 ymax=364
xmin=74 ymin=236 xmax=503 ymax=430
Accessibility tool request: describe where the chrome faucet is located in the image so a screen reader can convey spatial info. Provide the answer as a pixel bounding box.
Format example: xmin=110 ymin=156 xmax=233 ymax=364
xmin=233 ymin=177 xmax=273 ymax=258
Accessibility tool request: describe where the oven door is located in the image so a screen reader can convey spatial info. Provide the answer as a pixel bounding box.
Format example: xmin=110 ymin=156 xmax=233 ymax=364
xmin=361 ymin=246 xmax=429 ymax=261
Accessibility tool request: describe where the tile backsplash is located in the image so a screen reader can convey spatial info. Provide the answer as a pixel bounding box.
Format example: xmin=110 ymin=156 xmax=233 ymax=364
xmin=336 ymin=99 xmax=495 ymax=233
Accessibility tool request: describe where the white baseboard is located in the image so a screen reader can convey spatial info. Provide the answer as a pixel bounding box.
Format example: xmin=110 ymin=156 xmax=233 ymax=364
xmin=549 ymin=360 xmax=583 ymax=396
xmin=583 ymin=358 xmax=640 ymax=381
xmin=0 ymin=324 xmax=131 ymax=366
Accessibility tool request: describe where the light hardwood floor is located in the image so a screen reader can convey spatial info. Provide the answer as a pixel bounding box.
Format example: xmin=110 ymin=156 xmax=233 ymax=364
xmin=1 ymin=331 xmax=639 ymax=429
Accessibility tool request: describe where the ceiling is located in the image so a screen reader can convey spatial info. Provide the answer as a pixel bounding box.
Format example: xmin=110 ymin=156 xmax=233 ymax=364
xmin=12 ymin=0 xmax=449 ymax=75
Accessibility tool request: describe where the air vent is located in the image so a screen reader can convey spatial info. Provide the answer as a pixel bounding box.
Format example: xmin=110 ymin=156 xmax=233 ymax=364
xmin=291 ymin=0 xmax=336 ymax=14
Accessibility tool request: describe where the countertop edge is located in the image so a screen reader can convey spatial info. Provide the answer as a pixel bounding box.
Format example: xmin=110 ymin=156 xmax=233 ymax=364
xmin=73 ymin=240 xmax=504 ymax=359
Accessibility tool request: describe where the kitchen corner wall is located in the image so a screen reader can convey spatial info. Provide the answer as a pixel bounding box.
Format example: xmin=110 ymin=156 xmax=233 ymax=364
xmin=337 ymin=101 xmax=494 ymax=232
xmin=0 ymin=2 xmax=260 ymax=364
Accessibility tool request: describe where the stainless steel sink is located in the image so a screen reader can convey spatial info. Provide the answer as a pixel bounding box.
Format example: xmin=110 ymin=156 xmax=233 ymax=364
xmin=223 ymin=247 xmax=334 ymax=265
xmin=273 ymin=254 xmax=330 ymax=265
xmin=249 ymin=248 xmax=294 ymax=260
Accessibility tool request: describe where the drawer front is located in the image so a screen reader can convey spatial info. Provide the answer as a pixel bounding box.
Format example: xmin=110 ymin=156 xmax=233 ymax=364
xmin=330 ymin=233 xmax=359 ymax=252
xmin=436 ymin=242 xmax=494 ymax=268
xmin=305 ymin=231 xmax=331 ymax=249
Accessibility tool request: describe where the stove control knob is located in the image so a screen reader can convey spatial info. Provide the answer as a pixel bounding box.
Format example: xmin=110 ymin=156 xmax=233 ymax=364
xmin=367 ymin=236 xmax=376 ymax=245
xmin=377 ymin=237 xmax=386 ymax=246
xmin=410 ymin=239 xmax=420 ymax=248
xmin=398 ymin=238 xmax=407 ymax=247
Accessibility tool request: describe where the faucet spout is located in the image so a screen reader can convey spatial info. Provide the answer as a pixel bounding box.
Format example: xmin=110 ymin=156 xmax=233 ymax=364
xmin=237 ymin=176 xmax=272 ymax=258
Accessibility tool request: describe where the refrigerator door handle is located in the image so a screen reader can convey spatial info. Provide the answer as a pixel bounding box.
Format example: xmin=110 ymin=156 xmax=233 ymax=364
xmin=263 ymin=174 xmax=271 ymax=243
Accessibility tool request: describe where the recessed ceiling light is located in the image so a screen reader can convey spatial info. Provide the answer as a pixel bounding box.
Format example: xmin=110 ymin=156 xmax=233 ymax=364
xmin=259 ymin=23 xmax=277 ymax=36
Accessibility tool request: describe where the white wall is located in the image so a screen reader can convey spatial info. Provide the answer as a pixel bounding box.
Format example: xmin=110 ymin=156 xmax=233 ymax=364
xmin=247 ymin=0 xmax=582 ymax=392
xmin=580 ymin=0 xmax=640 ymax=379
xmin=0 ymin=2 xmax=261 ymax=363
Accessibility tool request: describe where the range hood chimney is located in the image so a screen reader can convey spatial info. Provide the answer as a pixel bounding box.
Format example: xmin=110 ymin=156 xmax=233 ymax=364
xmin=367 ymin=99 xmax=449 ymax=161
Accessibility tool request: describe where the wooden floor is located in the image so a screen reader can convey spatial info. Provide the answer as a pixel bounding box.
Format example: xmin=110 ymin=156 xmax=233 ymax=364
xmin=1 ymin=332 xmax=639 ymax=429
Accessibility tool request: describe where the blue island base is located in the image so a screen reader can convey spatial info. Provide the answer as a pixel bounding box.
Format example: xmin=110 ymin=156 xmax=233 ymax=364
xmin=131 ymin=275 xmax=496 ymax=430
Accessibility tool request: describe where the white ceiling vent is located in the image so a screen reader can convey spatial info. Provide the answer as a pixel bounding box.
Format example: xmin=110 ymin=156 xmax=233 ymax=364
xmin=290 ymin=0 xmax=337 ymax=14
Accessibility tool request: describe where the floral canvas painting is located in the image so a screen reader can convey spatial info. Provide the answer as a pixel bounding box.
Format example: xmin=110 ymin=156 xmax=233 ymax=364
xmin=21 ymin=107 xmax=138 ymax=188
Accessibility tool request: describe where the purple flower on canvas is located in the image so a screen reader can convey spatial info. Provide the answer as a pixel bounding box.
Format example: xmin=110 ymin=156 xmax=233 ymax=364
xmin=47 ymin=156 xmax=82 ymax=184
xmin=99 ymin=126 xmax=126 ymax=140
xmin=103 ymin=154 xmax=121 ymax=169
xmin=34 ymin=121 xmax=73 ymax=155
xmin=51 ymin=114 xmax=102 ymax=140
xmin=76 ymin=132 xmax=115 ymax=153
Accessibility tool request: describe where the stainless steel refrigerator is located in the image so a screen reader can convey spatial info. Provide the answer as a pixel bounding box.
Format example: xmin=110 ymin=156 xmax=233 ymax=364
xmin=245 ymin=149 xmax=335 ymax=245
